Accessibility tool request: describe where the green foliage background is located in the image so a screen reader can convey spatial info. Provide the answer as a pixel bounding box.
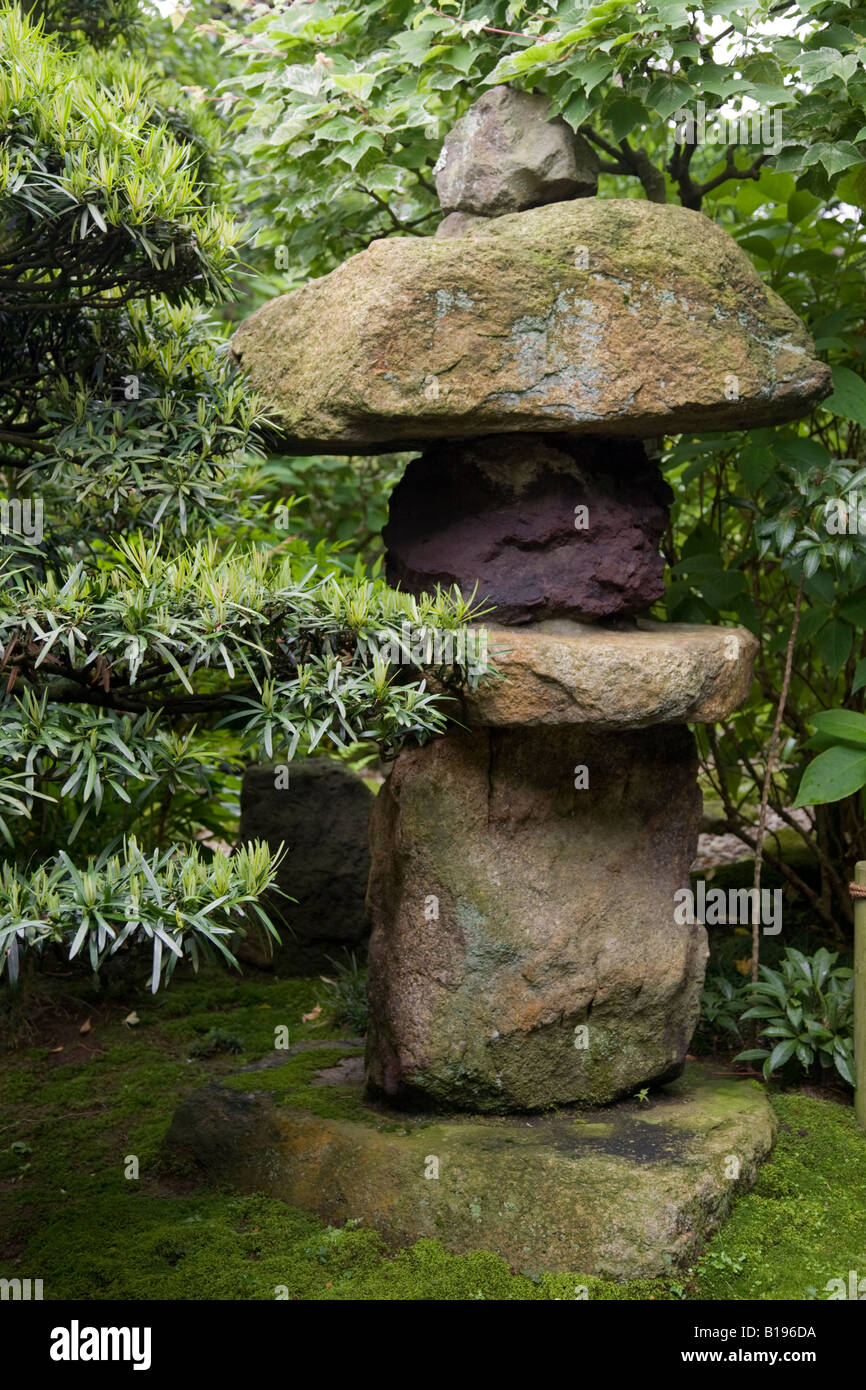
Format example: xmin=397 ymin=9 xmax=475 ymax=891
xmin=214 ymin=0 xmax=866 ymax=940
xmin=4 ymin=0 xmax=866 ymax=992
xmin=0 ymin=0 xmax=478 ymax=990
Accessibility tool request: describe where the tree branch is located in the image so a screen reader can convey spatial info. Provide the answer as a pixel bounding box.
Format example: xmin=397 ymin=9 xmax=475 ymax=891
xmin=669 ymin=144 xmax=771 ymax=211
xmin=580 ymin=128 xmax=667 ymax=202
xmin=751 ymin=573 xmax=805 ymax=981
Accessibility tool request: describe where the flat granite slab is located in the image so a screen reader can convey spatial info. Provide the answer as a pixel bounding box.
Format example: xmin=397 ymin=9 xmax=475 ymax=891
xmin=458 ymin=620 xmax=758 ymax=729
xmin=165 ymin=1052 xmax=776 ymax=1279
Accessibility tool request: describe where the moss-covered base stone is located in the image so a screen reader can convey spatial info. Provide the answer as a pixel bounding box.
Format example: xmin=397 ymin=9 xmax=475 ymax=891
xmin=165 ymin=1053 xmax=776 ymax=1278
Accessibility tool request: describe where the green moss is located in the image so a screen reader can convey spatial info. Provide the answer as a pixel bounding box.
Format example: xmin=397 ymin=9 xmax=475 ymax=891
xmin=222 ymin=1046 xmax=376 ymax=1125
xmin=220 ymin=1046 xmax=443 ymax=1130
xmin=1 ymin=969 xmax=864 ymax=1301
xmin=12 ymin=1191 xmax=671 ymax=1301
xmin=654 ymin=1071 xmax=768 ymax=1130
xmin=154 ymin=975 xmax=339 ymax=1056
xmin=690 ymin=1091 xmax=866 ymax=1300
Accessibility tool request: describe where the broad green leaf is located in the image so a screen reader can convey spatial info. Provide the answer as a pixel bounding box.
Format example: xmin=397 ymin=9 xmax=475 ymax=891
xmin=773 ymin=144 xmax=809 ymax=172
xmin=647 ymin=75 xmax=693 ymax=120
xmin=737 ymin=234 xmax=776 ymax=262
xmin=767 ymin=1038 xmax=798 ymax=1072
xmin=787 ymin=189 xmax=819 ymax=223
xmin=742 ymin=53 xmax=785 ymax=88
xmin=825 ymin=366 xmax=866 ymax=427
xmin=604 ymin=95 xmax=647 ymax=143
xmin=815 ymin=619 xmax=853 ymax=677
xmin=793 ymin=745 xmax=866 ymax=807
xmin=800 ymin=47 xmax=851 ymax=84
xmin=560 ymin=89 xmax=599 ymax=131
xmin=810 ymin=709 xmax=866 ymax=745
xmin=818 ymin=142 xmax=865 ymax=177
xmin=839 ymin=588 xmax=866 ymax=625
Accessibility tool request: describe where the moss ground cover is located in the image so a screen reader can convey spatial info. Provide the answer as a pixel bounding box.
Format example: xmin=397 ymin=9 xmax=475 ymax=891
xmin=1 ymin=968 xmax=864 ymax=1301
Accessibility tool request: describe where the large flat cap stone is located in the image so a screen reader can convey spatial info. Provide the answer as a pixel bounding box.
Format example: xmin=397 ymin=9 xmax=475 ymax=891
xmin=458 ymin=620 xmax=758 ymax=728
xmin=232 ymin=198 xmax=830 ymax=454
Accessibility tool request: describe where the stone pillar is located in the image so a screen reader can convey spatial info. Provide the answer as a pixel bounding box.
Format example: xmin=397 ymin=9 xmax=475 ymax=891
xmin=366 ymin=724 xmax=705 ymax=1111
xmin=365 ymin=623 xmax=757 ymax=1110
xmin=230 ymin=89 xmax=828 ymax=1123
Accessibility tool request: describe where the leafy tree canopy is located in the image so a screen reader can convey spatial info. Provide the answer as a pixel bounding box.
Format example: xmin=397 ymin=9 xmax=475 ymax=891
xmin=221 ymin=0 xmax=866 ymax=279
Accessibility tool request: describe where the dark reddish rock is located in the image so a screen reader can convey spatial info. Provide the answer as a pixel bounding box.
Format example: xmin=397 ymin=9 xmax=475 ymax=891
xmin=383 ymin=434 xmax=672 ymax=624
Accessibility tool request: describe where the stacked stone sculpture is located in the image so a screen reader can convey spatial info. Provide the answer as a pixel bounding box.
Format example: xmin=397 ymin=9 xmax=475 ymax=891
xmin=233 ymin=87 xmax=828 ymax=1114
xmin=166 ymin=87 xmax=833 ymax=1273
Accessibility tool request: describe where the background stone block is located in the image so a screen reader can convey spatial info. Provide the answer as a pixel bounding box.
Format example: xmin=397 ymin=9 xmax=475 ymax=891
xmin=239 ymin=760 xmax=373 ymax=974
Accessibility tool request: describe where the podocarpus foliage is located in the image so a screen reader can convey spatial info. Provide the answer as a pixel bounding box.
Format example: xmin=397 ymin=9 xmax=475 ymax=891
xmin=0 ymin=2 xmax=479 ymax=991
